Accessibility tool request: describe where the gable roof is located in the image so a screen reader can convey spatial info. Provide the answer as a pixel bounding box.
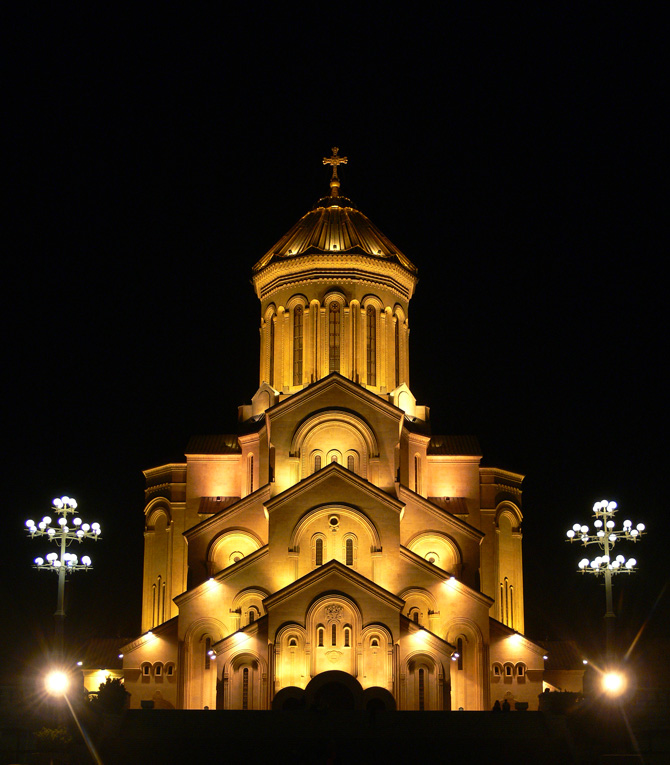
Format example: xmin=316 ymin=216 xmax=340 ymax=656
xmin=263 ymin=559 xmax=405 ymax=614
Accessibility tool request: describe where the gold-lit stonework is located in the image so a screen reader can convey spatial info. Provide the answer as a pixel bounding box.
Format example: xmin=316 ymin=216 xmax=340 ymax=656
xmin=123 ymin=152 xmax=555 ymax=712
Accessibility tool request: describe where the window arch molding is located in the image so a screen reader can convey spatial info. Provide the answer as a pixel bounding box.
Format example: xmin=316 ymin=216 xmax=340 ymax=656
xmin=494 ymin=502 xmax=522 ymax=532
xmin=207 ymin=529 xmax=264 ymax=576
xmin=405 ymin=531 xmax=462 ymax=575
xmin=306 ymin=593 xmax=363 ymax=642
xmin=232 ymin=587 xmax=269 ymax=627
xmin=290 ymin=409 xmax=379 ymax=462
xmin=400 ymin=587 xmax=437 ymax=626
xmin=289 ymin=504 xmax=381 ymax=553
xmin=145 ymin=500 xmax=173 ymax=531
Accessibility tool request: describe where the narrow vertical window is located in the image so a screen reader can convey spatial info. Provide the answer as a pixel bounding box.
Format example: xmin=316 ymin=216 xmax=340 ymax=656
xmin=414 ymin=455 xmax=419 ymax=493
xmin=269 ymin=314 xmax=275 ymax=387
xmin=510 ymin=585 xmax=515 ymax=628
xmin=157 ymin=576 xmax=162 ymax=624
xmin=205 ymin=637 xmax=211 ymax=670
xmin=504 ymin=577 xmax=509 ymax=626
xmin=315 ymin=538 xmax=323 ymax=566
xmin=418 ymin=668 xmax=425 ymax=710
xmin=345 ymin=538 xmax=354 ymax=566
xmin=293 ymin=305 xmax=303 ymax=385
xmin=242 ymin=667 xmax=249 ymax=710
xmin=344 ymin=627 xmax=351 ymax=647
xmin=152 ymin=584 xmax=156 ymax=628
xmin=394 ymin=315 xmax=400 ymax=388
xmin=248 ymin=609 xmax=255 ymax=624
xmin=457 ymin=637 xmax=464 ymax=671
xmin=161 ymin=581 xmax=166 ymax=623
xmin=329 ymin=303 xmax=340 ymax=373
xmin=248 ymin=454 xmax=254 ymax=494
xmin=331 ymin=624 xmax=337 ymax=646
xmin=366 ymin=305 xmax=376 ymax=386
xmin=314 ymin=455 xmax=322 ymax=472
xmin=318 ymin=627 xmax=324 ymax=647
xmin=347 ymin=455 xmax=354 ymax=472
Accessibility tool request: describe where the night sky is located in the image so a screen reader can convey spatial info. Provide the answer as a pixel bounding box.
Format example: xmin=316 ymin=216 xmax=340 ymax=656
xmin=3 ymin=6 xmax=665 ymax=675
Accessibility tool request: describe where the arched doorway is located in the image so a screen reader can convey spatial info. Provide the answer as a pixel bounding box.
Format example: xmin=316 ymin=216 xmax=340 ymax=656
xmin=304 ymin=671 xmax=364 ymax=711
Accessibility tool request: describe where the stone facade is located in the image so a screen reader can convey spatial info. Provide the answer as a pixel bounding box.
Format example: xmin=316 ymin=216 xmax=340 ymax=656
xmin=122 ymin=160 xmax=545 ymax=711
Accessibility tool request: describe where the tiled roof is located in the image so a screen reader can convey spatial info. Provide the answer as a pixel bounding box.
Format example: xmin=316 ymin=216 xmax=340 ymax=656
xmin=538 ymin=641 xmax=585 ymax=670
xmin=78 ymin=637 xmax=131 ymax=669
xmin=428 ymin=435 xmax=482 ymax=456
xmin=185 ymin=434 xmax=241 ymax=454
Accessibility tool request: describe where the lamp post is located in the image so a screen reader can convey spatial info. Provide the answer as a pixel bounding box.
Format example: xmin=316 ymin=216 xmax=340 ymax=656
xmin=26 ymin=496 xmax=101 ymax=655
xmin=566 ymin=499 xmax=645 ymax=663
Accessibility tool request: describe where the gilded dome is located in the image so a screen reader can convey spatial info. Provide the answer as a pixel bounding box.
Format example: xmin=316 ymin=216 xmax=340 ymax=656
xmin=252 ymin=193 xmax=417 ymax=275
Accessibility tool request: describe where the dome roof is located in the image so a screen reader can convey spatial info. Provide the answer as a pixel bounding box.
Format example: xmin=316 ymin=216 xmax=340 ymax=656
xmin=253 ymin=153 xmax=417 ymax=275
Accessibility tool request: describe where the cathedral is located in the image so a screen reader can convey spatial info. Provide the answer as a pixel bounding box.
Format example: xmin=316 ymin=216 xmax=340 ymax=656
xmin=121 ymin=150 xmax=546 ymax=711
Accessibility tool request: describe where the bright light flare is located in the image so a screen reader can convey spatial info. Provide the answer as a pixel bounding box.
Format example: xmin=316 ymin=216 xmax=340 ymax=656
xmin=602 ymin=671 xmax=626 ymax=696
xmin=45 ymin=670 xmax=70 ymax=696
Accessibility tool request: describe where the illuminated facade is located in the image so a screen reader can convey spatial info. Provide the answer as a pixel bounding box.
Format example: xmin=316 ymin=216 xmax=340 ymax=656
xmin=122 ymin=150 xmax=545 ymax=711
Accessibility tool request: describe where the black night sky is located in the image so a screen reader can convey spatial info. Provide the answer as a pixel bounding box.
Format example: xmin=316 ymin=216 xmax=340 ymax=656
xmin=3 ymin=6 xmax=666 ymax=676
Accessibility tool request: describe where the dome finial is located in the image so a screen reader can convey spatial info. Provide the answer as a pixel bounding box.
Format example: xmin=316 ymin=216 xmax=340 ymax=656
xmin=323 ymin=146 xmax=348 ymax=197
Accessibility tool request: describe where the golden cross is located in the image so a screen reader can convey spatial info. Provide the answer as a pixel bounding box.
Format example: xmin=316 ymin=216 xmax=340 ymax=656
xmin=323 ymin=147 xmax=348 ymax=195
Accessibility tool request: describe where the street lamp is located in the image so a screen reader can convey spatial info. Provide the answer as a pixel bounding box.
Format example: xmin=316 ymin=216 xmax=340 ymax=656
xmin=26 ymin=496 xmax=101 ymax=654
xmin=566 ymin=499 xmax=645 ymax=661
xmin=44 ymin=668 xmax=103 ymax=765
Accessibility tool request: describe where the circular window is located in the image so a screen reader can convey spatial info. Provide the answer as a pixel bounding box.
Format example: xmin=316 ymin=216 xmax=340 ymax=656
xmin=328 ymin=515 xmax=339 ymax=528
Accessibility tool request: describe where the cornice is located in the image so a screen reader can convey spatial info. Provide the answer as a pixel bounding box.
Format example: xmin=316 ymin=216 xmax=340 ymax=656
xmin=263 ymin=559 xmax=405 ymax=613
xmin=268 ymin=372 xmax=403 ymax=425
xmin=399 ymin=547 xmax=494 ymax=609
xmin=266 ymin=462 xmax=403 ymax=514
xmin=252 ymin=254 xmax=417 ymax=302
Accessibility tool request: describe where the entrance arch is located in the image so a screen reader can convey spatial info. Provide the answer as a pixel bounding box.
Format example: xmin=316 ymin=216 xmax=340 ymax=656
xmin=304 ymin=670 xmax=364 ymax=711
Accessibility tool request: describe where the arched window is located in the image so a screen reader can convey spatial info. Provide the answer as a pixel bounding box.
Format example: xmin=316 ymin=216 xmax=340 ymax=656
xmin=366 ymin=306 xmax=376 ymax=386
xmin=242 ymin=667 xmax=249 ymax=710
xmin=347 ymin=455 xmax=354 ymax=472
xmin=329 ymin=303 xmax=341 ymax=373
xmin=516 ymin=663 xmax=526 ymax=678
xmin=457 ymin=637 xmax=464 ymax=671
xmin=205 ymin=637 xmax=211 ymax=670
xmin=248 ymin=454 xmax=254 ymax=494
xmin=344 ymin=626 xmax=351 ymax=647
xmin=345 ymin=538 xmax=354 ymax=566
xmin=418 ymin=668 xmax=425 ymax=710
xmin=394 ymin=314 xmax=400 ymax=388
xmin=318 ymin=627 xmax=324 ymax=647
xmin=371 ymin=638 xmax=379 ymax=647
xmin=293 ymin=305 xmax=303 ymax=385
xmin=315 ymin=538 xmax=323 ymax=566
xmin=414 ymin=455 xmax=420 ymax=493
xmin=314 ymin=455 xmax=322 ymax=472
xmin=288 ymin=637 xmax=297 ymax=647
xmin=331 ymin=624 xmax=337 ymax=646
xmin=269 ymin=314 xmax=275 ymax=387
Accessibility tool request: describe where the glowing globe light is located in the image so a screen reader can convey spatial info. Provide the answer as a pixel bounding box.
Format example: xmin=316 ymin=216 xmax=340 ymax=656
xmin=602 ymin=671 xmax=626 ymax=696
xmin=45 ymin=670 xmax=70 ymax=696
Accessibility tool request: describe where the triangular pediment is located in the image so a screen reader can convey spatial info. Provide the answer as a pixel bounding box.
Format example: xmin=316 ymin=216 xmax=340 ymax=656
xmin=265 ymin=462 xmax=402 ymax=516
xmin=267 ymin=372 xmax=405 ymax=425
xmin=263 ymin=559 xmax=404 ymax=615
